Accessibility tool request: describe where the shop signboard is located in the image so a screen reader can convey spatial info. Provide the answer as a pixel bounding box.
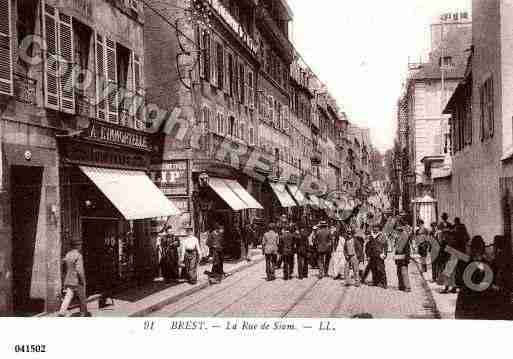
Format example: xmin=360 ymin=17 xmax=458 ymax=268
xmin=151 ymin=160 xmax=190 ymax=196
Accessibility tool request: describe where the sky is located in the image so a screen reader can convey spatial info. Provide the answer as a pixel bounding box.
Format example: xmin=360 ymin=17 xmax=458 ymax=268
xmin=288 ymin=0 xmax=471 ymax=153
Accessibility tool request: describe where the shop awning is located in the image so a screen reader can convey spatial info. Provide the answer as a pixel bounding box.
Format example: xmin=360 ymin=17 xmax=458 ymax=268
xmin=225 ymin=180 xmax=264 ymax=210
xmin=208 ymin=177 xmax=249 ymax=211
xmin=270 ymin=183 xmax=297 ymax=208
xmin=79 ymin=166 xmax=181 ymax=220
xmin=307 ymin=194 xmax=321 ymax=207
xmin=287 ymin=185 xmax=307 ymax=206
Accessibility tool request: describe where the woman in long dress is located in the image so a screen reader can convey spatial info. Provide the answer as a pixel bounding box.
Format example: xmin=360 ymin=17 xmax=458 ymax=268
xmin=329 ymin=224 xmax=346 ymax=279
xmin=180 ymin=226 xmax=203 ymax=285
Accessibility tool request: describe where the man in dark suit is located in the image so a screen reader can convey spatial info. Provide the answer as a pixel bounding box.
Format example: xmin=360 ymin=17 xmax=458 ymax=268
xmin=296 ymin=226 xmax=310 ymax=279
xmin=313 ymin=221 xmax=332 ymax=278
xmin=395 ymin=219 xmax=412 ymax=292
xmin=279 ymin=225 xmax=296 ymax=280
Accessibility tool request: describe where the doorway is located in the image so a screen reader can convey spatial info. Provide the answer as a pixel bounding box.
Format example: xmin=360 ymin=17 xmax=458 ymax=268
xmin=81 ymin=219 xmax=119 ymax=296
xmin=11 ymin=165 xmax=44 ymax=316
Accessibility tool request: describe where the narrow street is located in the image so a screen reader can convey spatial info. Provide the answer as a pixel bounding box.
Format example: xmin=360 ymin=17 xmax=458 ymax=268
xmin=150 ymin=258 xmax=438 ymax=319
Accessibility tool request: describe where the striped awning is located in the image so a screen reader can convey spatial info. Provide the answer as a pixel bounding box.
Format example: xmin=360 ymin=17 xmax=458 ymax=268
xmin=208 ymin=177 xmax=264 ymax=211
xmin=287 ymin=185 xmax=307 ymax=206
xmin=79 ymin=166 xmax=181 ymax=220
xmin=270 ymin=183 xmax=296 ymax=208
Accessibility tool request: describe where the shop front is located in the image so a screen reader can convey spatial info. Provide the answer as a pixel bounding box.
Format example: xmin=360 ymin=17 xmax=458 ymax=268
xmin=59 ymin=120 xmax=180 ymax=297
xmin=265 ymin=181 xmax=297 ymax=224
xmin=191 ymin=164 xmax=264 ymax=260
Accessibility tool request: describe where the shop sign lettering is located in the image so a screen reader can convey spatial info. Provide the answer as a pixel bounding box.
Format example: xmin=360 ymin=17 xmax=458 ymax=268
xmin=87 ymin=121 xmax=150 ymax=151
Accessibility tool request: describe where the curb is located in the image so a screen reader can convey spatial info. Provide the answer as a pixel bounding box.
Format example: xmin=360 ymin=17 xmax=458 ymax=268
xmin=36 ymin=254 xmax=265 ymax=318
xmin=412 ymin=261 xmax=442 ymax=319
xmin=129 ymin=255 xmax=265 ymax=317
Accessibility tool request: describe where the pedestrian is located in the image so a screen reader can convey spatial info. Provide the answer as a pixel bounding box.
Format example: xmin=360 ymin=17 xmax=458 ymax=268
xmin=279 ymin=224 xmax=296 ymax=280
xmin=262 ymin=223 xmax=279 ymax=281
xmin=416 ymin=220 xmax=430 ymax=273
xmin=308 ymin=225 xmax=319 ymax=268
xmin=437 ymin=213 xmax=454 ymax=293
xmin=362 ymin=224 xmax=388 ymax=288
xmin=161 ymin=226 xmax=180 ymax=283
xmin=180 ymin=226 xmax=203 ymax=285
xmin=296 ymin=225 xmax=310 ymax=279
xmin=329 ymin=224 xmax=346 ymax=280
xmin=394 ymin=219 xmax=412 ymax=292
xmin=455 ymin=236 xmax=503 ymax=320
xmin=343 ymin=227 xmax=361 ymax=287
xmin=429 ymin=222 xmax=441 ymax=282
xmin=313 ymin=221 xmax=332 ymax=278
xmin=58 ymin=241 xmax=90 ymax=317
xmin=243 ymin=221 xmax=256 ymax=261
xmin=207 ymin=224 xmax=225 ymax=284
xmin=354 ymin=226 xmax=366 ymax=279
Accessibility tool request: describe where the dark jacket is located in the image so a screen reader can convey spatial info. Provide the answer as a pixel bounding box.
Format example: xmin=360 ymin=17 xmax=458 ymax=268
xmin=366 ymin=233 xmax=388 ymax=259
xmin=296 ymin=230 xmax=310 ymax=255
xmin=395 ymin=227 xmax=411 ymax=264
xmin=207 ymin=230 xmax=223 ymax=250
xmin=314 ymin=228 xmax=332 ymax=253
xmin=279 ymin=231 xmax=296 ymax=255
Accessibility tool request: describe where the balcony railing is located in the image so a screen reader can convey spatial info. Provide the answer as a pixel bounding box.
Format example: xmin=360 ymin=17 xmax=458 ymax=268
xmin=256 ymin=6 xmax=293 ymax=60
xmin=14 ymin=73 xmax=37 ymax=105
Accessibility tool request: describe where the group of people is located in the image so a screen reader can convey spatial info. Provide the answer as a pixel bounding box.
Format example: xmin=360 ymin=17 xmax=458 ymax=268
xmin=413 ymin=212 xmax=511 ymax=320
xmin=260 ymin=214 xmax=395 ymax=290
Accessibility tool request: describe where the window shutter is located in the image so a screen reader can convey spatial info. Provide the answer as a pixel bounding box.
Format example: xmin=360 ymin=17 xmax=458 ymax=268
xmin=239 ymin=62 xmax=245 ymax=104
xmin=217 ymin=43 xmax=223 ymax=89
xmin=233 ymin=56 xmax=238 ymax=100
xmin=58 ymin=12 xmax=75 ymax=114
xmin=132 ymin=52 xmax=144 ymax=128
xmin=106 ymin=38 xmax=118 ymax=123
xmin=224 ymin=49 xmax=230 ymax=94
xmin=489 ymin=78 xmax=494 ymax=138
xmin=210 ymin=37 xmax=217 ymax=86
xmin=43 ymin=3 xmax=60 ymax=110
xmin=0 ymin=0 xmax=12 ymax=96
xmin=198 ymin=29 xmax=205 ymax=79
xmin=95 ymin=33 xmax=107 ymax=121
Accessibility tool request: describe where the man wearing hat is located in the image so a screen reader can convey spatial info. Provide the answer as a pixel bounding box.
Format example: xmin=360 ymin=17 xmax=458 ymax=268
xmin=313 ymin=221 xmax=333 ymax=278
xmin=394 ymin=218 xmax=412 ymax=292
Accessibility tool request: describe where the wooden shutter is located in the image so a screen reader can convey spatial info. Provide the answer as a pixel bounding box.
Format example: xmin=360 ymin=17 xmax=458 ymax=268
xmin=210 ymin=37 xmax=217 ymax=86
xmin=239 ymin=62 xmax=245 ymax=104
xmin=233 ymin=56 xmax=238 ymax=100
xmin=43 ymin=3 xmax=60 ymax=110
xmin=0 ymin=0 xmax=12 ymax=96
xmin=95 ymin=34 xmax=107 ymax=120
xmin=224 ymin=49 xmax=230 ymax=94
xmin=106 ymin=38 xmax=118 ymax=123
xmin=132 ymin=51 xmax=143 ymax=129
xmin=58 ymin=12 xmax=75 ymax=114
xmin=198 ymin=29 xmax=205 ymax=79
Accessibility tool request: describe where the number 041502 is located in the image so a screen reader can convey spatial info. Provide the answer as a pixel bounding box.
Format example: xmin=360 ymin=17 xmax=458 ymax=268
xmin=14 ymin=345 xmax=47 ymax=353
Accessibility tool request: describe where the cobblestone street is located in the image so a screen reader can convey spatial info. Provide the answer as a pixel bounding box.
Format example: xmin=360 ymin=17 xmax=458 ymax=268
xmin=151 ymin=257 xmax=439 ymax=319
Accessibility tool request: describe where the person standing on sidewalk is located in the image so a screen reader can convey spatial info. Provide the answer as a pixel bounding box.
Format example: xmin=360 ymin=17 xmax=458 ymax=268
xmin=262 ymin=223 xmax=279 ymax=281
xmin=394 ymin=219 xmax=412 ymax=292
xmin=416 ymin=220 xmax=430 ymax=274
xmin=296 ymin=225 xmax=310 ymax=279
xmin=58 ymin=241 xmax=89 ymax=317
xmin=180 ymin=226 xmax=203 ymax=285
xmin=343 ymin=228 xmax=361 ymax=287
xmin=279 ymin=224 xmax=296 ymax=280
xmin=362 ymin=224 xmax=388 ymax=288
xmin=313 ymin=221 xmax=332 ymax=279
xmin=207 ymin=224 xmax=225 ymax=284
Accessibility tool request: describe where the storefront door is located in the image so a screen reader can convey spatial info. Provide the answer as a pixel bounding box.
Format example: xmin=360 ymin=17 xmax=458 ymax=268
xmin=11 ymin=166 xmax=44 ymax=316
xmin=82 ymin=219 xmax=119 ymax=296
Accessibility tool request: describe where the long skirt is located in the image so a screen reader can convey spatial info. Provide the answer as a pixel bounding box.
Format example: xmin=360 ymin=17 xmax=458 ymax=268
xmin=183 ymin=250 xmax=199 ymax=284
xmin=328 ymin=250 xmax=345 ymax=278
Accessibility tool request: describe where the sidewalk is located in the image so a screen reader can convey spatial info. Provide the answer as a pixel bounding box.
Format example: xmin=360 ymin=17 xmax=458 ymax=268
xmin=41 ymin=249 xmax=264 ymax=318
xmin=414 ymin=264 xmax=457 ymax=319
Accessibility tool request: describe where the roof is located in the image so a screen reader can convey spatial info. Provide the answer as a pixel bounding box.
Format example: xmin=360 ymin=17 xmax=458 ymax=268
xmin=409 ymin=24 xmax=471 ymax=81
